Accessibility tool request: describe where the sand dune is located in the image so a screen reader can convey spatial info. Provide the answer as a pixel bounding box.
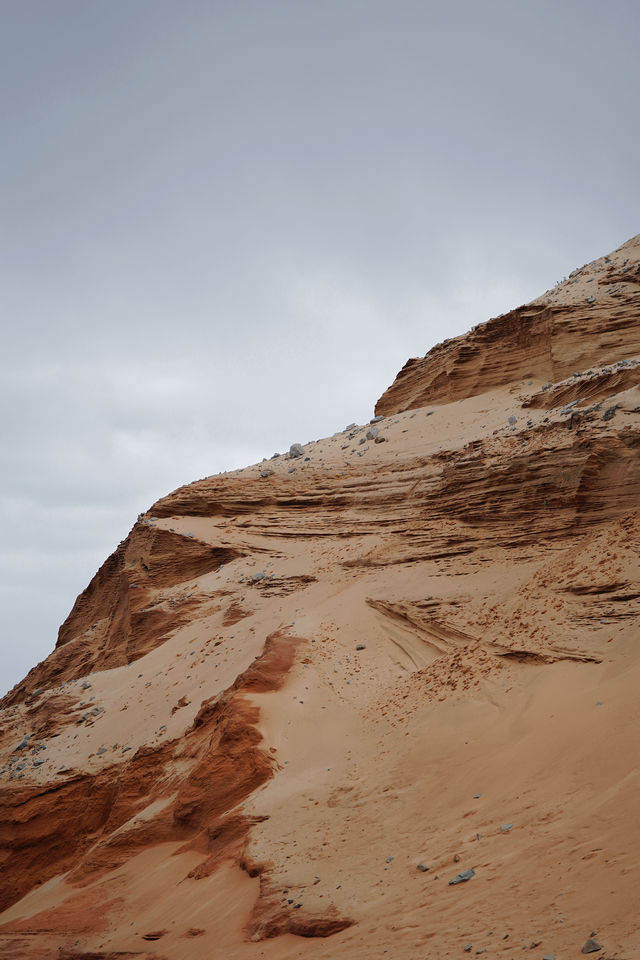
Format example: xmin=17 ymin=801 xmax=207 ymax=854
xmin=1 ymin=235 xmax=639 ymax=959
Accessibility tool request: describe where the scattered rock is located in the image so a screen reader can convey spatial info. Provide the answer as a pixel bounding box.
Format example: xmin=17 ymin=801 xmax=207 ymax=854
xmin=14 ymin=735 xmax=31 ymax=752
xmin=366 ymin=426 xmax=379 ymax=440
xmin=602 ymin=405 xmax=618 ymax=421
xmin=374 ymin=435 xmax=387 ymax=443
xmin=500 ymin=823 xmax=513 ymax=832
xmin=464 ymin=945 xmax=472 ymax=953
xmin=416 ymin=863 xmax=429 ymax=872
xmin=344 ymin=422 xmax=357 ymax=431
xmin=81 ymin=681 xmax=92 ymax=689
xmin=581 ymin=938 xmax=602 ymax=954
xmin=508 ymin=415 xmax=516 ymax=425
xmin=449 ymin=868 xmax=475 ymax=885
xmin=370 ymin=415 xmax=384 ymax=423
xmin=289 ymin=443 xmax=305 ymax=458
xmin=288 ymin=466 xmax=296 ymax=473
xmin=251 ymin=571 xmax=266 ymax=583
xmin=355 ymin=643 xmax=366 ymax=651
xmin=260 ymin=469 xmax=274 ymax=478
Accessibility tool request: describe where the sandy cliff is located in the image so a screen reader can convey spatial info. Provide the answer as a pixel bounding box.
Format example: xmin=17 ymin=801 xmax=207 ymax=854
xmin=376 ymin=234 xmax=640 ymax=416
xmin=1 ymin=235 xmax=639 ymax=960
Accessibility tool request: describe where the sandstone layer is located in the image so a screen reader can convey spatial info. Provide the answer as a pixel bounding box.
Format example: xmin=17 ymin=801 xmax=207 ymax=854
xmin=1 ymin=235 xmax=639 ymax=960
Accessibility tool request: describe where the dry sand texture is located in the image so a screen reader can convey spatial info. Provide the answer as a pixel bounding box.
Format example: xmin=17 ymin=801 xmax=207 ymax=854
xmin=1 ymin=235 xmax=639 ymax=960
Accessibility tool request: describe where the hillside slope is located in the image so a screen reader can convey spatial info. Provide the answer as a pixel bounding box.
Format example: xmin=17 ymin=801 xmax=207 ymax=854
xmin=1 ymin=236 xmax=639 ymax=960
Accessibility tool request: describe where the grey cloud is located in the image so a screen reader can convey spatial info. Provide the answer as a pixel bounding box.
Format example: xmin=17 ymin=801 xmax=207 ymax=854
xmin=1 ymin=0 xmax=638 ymax=694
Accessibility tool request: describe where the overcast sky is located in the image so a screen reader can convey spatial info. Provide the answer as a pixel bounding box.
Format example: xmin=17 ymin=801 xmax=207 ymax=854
xmin=1 ymin=0 xmax=638 ymax=696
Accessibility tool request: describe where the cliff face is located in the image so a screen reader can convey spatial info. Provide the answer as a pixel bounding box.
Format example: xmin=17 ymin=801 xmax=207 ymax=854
xmin=1 ymin=236 xmax=639 ymax=960
xmin=376 ymin=234 xmax=640 ymax=415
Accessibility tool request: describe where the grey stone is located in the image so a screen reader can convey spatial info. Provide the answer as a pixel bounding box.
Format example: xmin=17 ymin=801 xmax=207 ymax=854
xmin=260 ymin=469 xmax=274 ymax=478
xmin=366 ymin=426 xmax=379 ymax=440
xmin=288 ymin=466 xmax=296 ymax=473
xmin=81 ymin=681 xmax=92 ymax=689
xmin=344 ymin=423 xmax=357 ymax=431
xmin=500 ymin=823 xmax=513 ymax=832
xmin=386 ymin=856 xmax=393 ymax=863
xmin=97 ymin=746 xmax=107 ymax=755
xmin=464 ymin=945 xmax=472 ymax=953
xmin=370 ymin=415 xmax=384 ymax=423
xmin=542 ymin=954 xmax=556 ymax=960
xmin=355 ymin=643 xmax=366 ymax=651
xmin=15 ymin=735 xmax=31 ymax=752
xmin=416 ymin=863 xmax=429 ymax=872
xmin=33 ymin=759 xmax=45 ymax=767
xmin=541 ymin=382 xmax=552 ymax=391
xmin=449 ymin=868 xmax=475 ymax=885
xmin=587 ymin=296 xmax=596 ymax=303
xmin=602 ymin=405 xmax=618 ymax=421
xmin=508 ymin=415 xmax=516 ymax=425
xmin=581 ymin=939 xmax=602 ymax=954
xmin=288 ymin=443 xmax=305 ymax=458
xmin=251 ymin=571 xmax=266 ymax=582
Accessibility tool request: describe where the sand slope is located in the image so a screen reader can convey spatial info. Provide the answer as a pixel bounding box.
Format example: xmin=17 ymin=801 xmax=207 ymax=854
xmin=1 ymin=235 xmax=639 ymax=960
